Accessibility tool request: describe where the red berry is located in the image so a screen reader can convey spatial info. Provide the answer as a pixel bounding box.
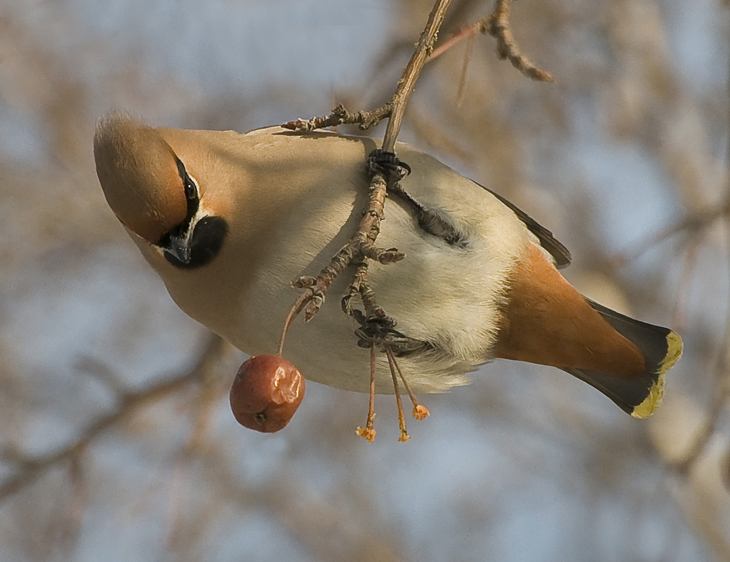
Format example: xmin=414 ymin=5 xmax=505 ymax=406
xmin=229 ymin=355 xmax=305 ymax=433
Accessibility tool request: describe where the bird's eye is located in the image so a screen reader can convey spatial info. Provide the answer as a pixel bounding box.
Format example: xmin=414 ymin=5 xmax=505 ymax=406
xmin=175 ymin=157 xmax=199 ymax=202
xmin=184 ymin=174 xmax=198 ymax=201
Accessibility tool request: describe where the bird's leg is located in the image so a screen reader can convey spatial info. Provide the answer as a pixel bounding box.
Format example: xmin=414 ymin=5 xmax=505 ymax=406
xmin=355 ymin=344 xmax=377 ymax=443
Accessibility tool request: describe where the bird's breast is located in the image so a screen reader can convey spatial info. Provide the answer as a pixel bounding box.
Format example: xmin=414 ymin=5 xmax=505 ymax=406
xmin=139 ymin=129 xmax=533 ymax=394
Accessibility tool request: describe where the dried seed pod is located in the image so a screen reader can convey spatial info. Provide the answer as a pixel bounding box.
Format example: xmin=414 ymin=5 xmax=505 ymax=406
xmin=230 ymin=355 xmax=305 ymax=433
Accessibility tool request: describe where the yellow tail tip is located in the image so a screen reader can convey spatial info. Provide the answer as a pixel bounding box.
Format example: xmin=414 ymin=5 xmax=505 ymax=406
xmin=630 ymin=331 xmax=683 ymax=419
xmin=660 ymin=331 xmax=683 ymax=373
xmin=630 ymin=373 xmax=665 ymax=418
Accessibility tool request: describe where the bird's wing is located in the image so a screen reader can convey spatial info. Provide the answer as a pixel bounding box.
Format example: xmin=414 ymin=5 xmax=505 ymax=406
xmin=478 ymin=183 xmax=572 ymax=269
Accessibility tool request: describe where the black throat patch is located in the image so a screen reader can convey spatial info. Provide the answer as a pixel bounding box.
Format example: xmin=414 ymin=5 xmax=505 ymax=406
xmin=162 ymin=215 xmax=228 ymax=269
xmin=158 ymin=157 xmax=229 ymax=269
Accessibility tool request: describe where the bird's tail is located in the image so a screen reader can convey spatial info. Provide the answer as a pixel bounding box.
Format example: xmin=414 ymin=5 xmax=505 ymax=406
xmin=563 ymin=300 xmax=683 ymax=418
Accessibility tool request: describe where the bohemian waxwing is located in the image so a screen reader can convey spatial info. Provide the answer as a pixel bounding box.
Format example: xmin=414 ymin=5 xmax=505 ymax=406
xmin=94 ymin=112 xmax=682 ymax=420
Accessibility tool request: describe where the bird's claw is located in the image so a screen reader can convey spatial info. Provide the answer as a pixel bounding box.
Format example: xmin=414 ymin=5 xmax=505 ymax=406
xmin=367 ymin=149 xmax=411 ymax=179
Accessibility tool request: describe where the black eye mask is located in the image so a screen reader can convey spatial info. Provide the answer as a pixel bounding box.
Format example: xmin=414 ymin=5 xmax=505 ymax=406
xmin=157 ymin=158 xmax=228 ymax=269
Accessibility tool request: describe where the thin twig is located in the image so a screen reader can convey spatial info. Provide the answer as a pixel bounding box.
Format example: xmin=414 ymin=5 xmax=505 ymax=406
xmin=354 ymin=262 xmax=389 ymax=321
xmin=456 ymin=30 xmax=475 ymax=107
xmin=430 ymin=17 xmax=489 ymax=60
xmin=384 ymin=344 xmax=430 ymax=421
xmin=278 ymin=295 xmax=311 ymax=355
xmin=355 ymin=345 xmax=377 ymax=443
xmin=384 ymin=344 xmax=410 ymax=442
xmin=382 ymin=0 xmax=452 ymax=152
xmin=282 ymin=103 xmax=392 ymax=132
xmin=286 ymin=2 xmax=552 ymax=137
xmin=282 ymin=0 xmax=452 ymax=329
xmin=283 ymin=0 xmax=452 ymax=141
xmin=487 ymin=0 xmax=554 ymax=82
xmin=672 ymin=206 xmax=730 ymax=474
xmin=610 ymin=200 xmax=730 ymax=268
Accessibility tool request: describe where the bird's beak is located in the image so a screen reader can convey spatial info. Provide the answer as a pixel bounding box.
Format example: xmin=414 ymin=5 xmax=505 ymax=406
xmin=164 ymin=232 xmax=193 ymax=264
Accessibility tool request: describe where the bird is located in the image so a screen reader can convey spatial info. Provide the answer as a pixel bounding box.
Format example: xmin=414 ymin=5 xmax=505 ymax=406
xmin=94 ymin=112 xmax=682 ymax=432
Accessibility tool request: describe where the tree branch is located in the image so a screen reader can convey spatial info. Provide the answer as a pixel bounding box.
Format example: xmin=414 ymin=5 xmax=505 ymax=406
xmin=381 ymin=0 xmax=452 ymax=152
xmin=487 ymin=0 xmax=554 ymax=82
xmin=278 ymin=0 xmax=453 ymax=336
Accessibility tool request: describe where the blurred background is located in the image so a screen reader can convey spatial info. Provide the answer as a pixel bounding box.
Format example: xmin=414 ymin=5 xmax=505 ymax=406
xmin=1 ymin=0 xmax=729 ymax=560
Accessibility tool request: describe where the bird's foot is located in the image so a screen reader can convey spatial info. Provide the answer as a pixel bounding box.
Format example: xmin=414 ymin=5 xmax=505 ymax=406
xmin=366 ymin=149 xmax=412 ymax=178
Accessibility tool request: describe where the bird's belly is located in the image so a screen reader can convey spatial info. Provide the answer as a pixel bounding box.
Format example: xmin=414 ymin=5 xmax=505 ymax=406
xmin=147 ymin=141 xmax=529 ymax=395
xmin=158 ymin=198 xmax=519 ymax=394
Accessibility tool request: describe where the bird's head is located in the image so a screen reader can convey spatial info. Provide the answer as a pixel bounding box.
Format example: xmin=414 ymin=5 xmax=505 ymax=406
xmin=94 ymin=113 xmax=215 ymax=267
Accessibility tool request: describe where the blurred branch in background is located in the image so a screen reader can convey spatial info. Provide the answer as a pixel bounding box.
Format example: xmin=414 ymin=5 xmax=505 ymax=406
xmin=0 ymin=0 xmax=728 ymax=561
xmin=0 ymin=335 xmax=228 ymax=502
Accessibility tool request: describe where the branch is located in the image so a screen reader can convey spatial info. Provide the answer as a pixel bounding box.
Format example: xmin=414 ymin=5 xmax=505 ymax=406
xmin=285 ymin=1 xmax=555 ymax=138
xmin=282 ymin=104 xmax=392 ymax=132
xmin=278 ymin=0 xmax=453 ymax=335
xmin=610 ymin=200 xmax=730 ymax=268
xmin=381 ymin=0 xmax=452 ymax=152
xmin=0 ymin=335 xmax=227 ymax=502
xmin=283 ymin=0 xmax=452 ymax=138
xmin=430 ymin=16 xmax=490 ymax=60
xmin=487 ymin=0 xmax=554 ymax=82
xmin=671 ymin=215 xmax=730 ymax=474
